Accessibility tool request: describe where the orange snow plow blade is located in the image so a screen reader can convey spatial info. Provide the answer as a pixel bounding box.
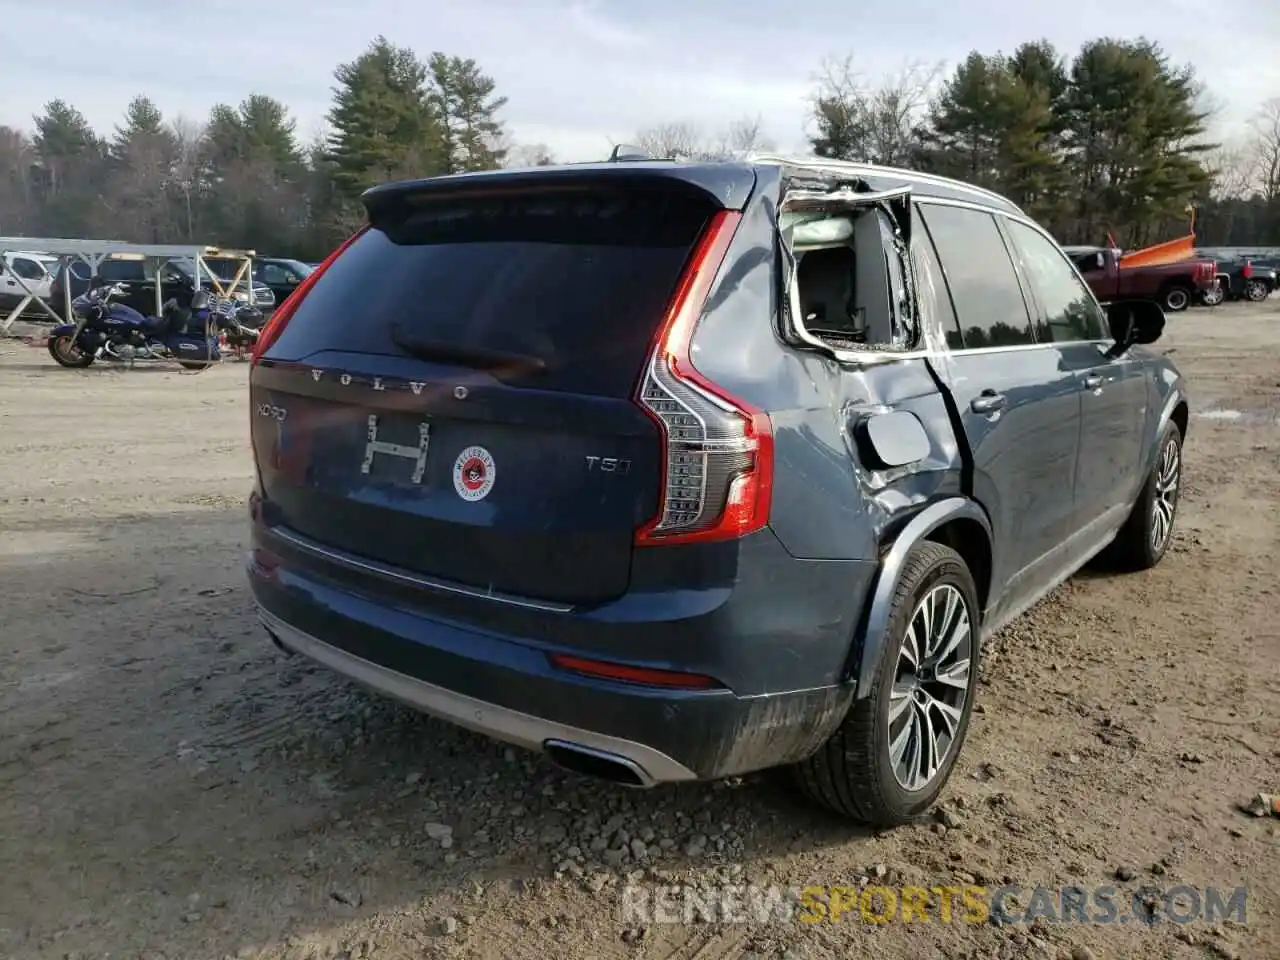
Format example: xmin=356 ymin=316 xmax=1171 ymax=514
xmin=1118 ymin=234 xmax=1196 ymax=268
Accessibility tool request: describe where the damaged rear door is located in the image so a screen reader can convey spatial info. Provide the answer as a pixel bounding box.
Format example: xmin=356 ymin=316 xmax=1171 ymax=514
xmin=774 ymin=176 xmax=962 ymax=544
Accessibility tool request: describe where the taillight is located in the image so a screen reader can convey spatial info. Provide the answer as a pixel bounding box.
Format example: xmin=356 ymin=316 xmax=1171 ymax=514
xmin=633 ymin=210 xmax=775 ymax=546
xmin=1243 ymin=261 xmax=1253 ymax=279
xmin=250 ymin=226 xmax=368 ymax=363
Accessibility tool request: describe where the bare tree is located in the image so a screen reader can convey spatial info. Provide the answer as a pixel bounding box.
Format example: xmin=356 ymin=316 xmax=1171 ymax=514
xmin=809 ymin=57 xmax=943 ymax=165
xmin=711 ymin=115 xmax=776 ymax=157
xmin=635 ymin=121 xmax=708 ymax=159
xmin=0 ymin=126 xmax=37 ymax=233
xmin=503 ymin=142 xmax=556 ymax=168
xmin=635 ymin=116 xmax=777 ymax=161
xmin=96 ymin=131 xmax=180 ymax=243
xmin=1244 ymin=97 xmax=1280 ymax=202
xmin=168 ymin=115 xmax=206 ymax=241
xmin=1204 ymin=145 xmax=1256 ymax=200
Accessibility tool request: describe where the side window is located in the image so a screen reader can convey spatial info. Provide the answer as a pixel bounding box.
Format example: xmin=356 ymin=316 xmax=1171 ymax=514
xmin=918 ymin=204 xmax=1034 ymax=349
xmin=11 ymin=257 xmax=45 ymax=280
xmin=1005 ymin=221 xmax=1108 ymax=343
xmin=97 ymin=260 xmax=146 ymax=282
xmin=1072 ymin=251 xmax=1104 ymax=273
xmin=910 ymin=211 xmax=964 ymax=351
xmin=260 ymin=264 xmax=291 ymax=285
xmin=787 ymin=205 xmax=914 ymax=349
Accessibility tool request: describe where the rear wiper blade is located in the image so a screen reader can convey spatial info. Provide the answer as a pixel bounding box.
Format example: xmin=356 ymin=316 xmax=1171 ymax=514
xmin=390 ymin=324 xmax=547 ymax=376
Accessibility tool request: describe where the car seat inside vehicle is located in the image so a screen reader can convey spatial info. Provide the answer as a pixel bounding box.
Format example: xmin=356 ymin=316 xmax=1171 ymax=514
xmin=792 ymin=208 xmax=899 ymax=348
xmin=796 ymin=245 xmax=863 ymax=341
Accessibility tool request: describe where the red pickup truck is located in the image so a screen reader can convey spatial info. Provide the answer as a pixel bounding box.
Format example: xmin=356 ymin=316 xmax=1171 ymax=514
xmin=1063 ymin=245 xmax=1218 ymax=312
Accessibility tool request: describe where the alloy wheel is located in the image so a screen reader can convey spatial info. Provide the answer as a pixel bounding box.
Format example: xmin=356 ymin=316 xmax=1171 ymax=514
xmin=1244 ymin=279 xmax=1269 ymax=302
xmin=889 ymin=583 xmax=973 ymax=792
xmin=1152 ymin=438 xmax=1181 ymax=553
xmin=1202 ymin=283 xmax=1224 ymax=306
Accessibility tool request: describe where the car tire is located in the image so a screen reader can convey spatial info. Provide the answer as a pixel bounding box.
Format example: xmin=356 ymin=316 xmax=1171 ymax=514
xmin=1161 ymin=284 xmax=1192 ymax=312
xmin=1244 ymin=279 xmax=1269 ymax=302
xmin=1107 ymin=420 xmax=1183 ymax=571
xmin=1201 ymin=283 xmax=1225 ymax=306
xmin=793 ymin=541 xmax=980 ymax=825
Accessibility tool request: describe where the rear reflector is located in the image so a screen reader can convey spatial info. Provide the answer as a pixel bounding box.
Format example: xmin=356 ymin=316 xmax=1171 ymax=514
xmin=548 ymin=653 xmax=722 ymax=689
xmin=633 ymin=210 xmax=775 ymax=546
xmin=250 ymin=546 xmax=281 ymax=581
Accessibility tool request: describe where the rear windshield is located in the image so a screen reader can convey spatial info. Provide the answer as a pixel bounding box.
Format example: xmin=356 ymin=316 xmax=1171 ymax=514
xmin=265 ymin=186 xmax=716 ymax=398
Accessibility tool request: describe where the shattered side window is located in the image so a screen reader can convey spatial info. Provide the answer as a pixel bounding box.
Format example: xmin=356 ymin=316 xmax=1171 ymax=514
xmin=786 ymin=207 xmax=914 ymax=351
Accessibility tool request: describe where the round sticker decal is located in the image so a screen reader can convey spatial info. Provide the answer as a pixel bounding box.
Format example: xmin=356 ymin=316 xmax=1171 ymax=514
xmin=452 ymin=445 xmax=496 ymax=502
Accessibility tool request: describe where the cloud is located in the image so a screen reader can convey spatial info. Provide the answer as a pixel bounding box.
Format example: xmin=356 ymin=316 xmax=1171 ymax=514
xmin=565 ymin=1 xmax=649 ymax=50
xmin=0 ymin=0 xmax=1274 ymax=162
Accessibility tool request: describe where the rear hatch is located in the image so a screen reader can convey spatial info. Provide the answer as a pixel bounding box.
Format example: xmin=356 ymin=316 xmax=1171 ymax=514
xmin=250 ymin=167 xmax=748 ymax=606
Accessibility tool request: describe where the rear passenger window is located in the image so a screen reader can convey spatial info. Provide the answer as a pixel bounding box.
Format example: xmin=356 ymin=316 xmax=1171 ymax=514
xmin=1005 ymin=221 xmax=1108 ymax=343
xmin=918 ymin=204 xmax=1034 ymax=349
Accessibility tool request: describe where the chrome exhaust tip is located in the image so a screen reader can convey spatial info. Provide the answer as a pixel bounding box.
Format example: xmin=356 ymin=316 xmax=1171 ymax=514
xmin=543 ymin=739 xmax=655 ymax=788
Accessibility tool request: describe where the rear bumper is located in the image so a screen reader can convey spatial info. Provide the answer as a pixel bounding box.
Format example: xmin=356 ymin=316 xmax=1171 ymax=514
xmin=260 ymin=609 xmax=700 ymax=784
xmin=247 ymin=528 xmax=870 ymax=782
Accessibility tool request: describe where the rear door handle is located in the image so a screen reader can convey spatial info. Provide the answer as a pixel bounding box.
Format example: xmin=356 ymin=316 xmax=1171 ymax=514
xmin=970 ymin=391 xmax=1007 ymax=414
xmin=1083 ymin=373 xmax=1104 ymax=390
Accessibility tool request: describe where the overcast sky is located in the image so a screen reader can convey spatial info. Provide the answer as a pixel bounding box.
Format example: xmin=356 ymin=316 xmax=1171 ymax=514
xmin=1 ymin=0 xmax=1276 ymax=161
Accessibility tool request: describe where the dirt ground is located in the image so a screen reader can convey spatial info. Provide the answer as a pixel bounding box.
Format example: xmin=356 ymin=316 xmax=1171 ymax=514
xmin=1 ymin=302 xmax=1277 ymax=960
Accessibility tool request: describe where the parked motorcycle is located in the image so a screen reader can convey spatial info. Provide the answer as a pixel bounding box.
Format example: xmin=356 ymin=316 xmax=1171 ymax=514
xmin=46 ymin=283 xmax=228 ymax=370
xmin=210 ymin=294 xmax=262 ymax=353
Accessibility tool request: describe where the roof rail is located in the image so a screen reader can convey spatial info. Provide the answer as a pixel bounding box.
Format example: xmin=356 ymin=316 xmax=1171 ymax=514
xmin=746 ymin=153 xmax=1019 ymax=212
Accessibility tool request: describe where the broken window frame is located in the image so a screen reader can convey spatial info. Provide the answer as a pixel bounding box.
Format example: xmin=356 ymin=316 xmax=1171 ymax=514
xmin=775 ymin=179 xmax=920 ymax=363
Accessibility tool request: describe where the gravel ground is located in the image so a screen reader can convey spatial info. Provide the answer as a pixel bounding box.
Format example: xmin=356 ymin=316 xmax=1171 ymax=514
xmin=1 ymin=302 xmax=1277 ymax=960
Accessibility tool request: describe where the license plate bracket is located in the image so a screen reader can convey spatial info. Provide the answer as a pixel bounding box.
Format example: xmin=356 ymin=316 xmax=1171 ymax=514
xmin=360 ymin=414 xmax=431 ymax=485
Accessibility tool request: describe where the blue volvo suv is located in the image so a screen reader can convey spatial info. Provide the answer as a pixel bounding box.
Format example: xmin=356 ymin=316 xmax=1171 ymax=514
xmin=246 ymin=156 xmax=1188 ymax=825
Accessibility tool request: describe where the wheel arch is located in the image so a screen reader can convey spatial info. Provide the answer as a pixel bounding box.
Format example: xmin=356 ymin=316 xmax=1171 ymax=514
xmin=1169 ymin=398 xmax=1189 ymax=441
xmin=1156 ymin=277 xmax=1194 ymax=310
xmin=849 ymin=497 xmax=993 ymax=700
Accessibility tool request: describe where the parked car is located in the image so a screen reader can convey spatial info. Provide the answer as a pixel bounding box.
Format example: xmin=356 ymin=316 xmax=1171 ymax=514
xmin=165 ymin=258 xmax=276 ymax=310
xmin=1205 ymin=255 xmax=1278 ymax=302
xmin=1062 ymin=245 xmax=1217 ymax=312
xmin=246 ymin=158 xmax=1187 ymax=825
xmin=253 ymin=258 xmax=311 ymax=304
xmin=0 ymin=251 xmax=58 ymax=317
xmin=47 ymin=255 xmax=275 ymax=320
xmin=199 ymin=256 xmax=309 ymax=306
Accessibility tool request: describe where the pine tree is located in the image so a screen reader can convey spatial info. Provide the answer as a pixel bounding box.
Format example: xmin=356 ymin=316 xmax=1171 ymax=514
xmin=238 ymin=94 xmax=303 ymax=169
xmin=428 ymin=54 xmax=508 ymax=172
xmin=326 ymin=36 xmax=449 ymax=197
xmin=31 ymin=99 xmax=105 ymax=236
xmin=1061 ymin=39 xmax=1212 ymax=245
xmin=102 ymin=96 xmax=179 ymax=242
xmin=918 ymin=53 xmax=1008 ymax=186
xmin=200 ymin=96 xmax=307 ymax=251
